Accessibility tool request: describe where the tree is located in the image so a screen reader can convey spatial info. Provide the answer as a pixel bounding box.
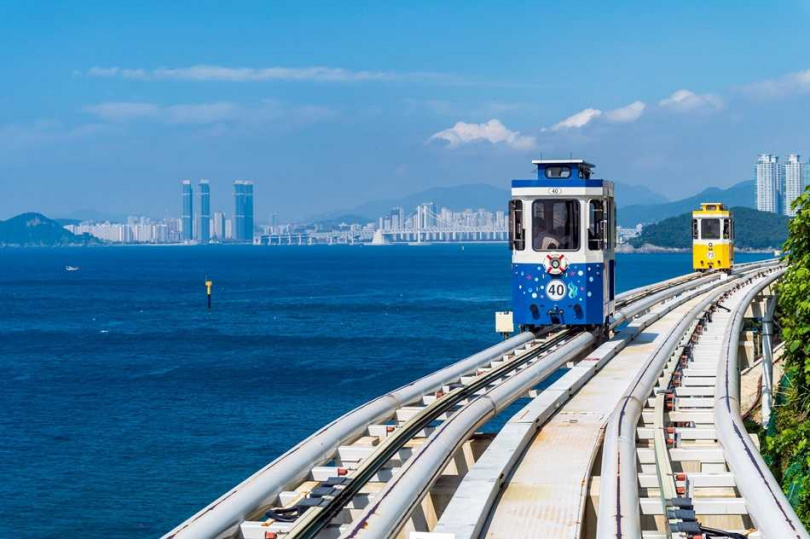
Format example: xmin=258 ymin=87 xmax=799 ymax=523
xmin=766 ymin=187 xmax=810 ymax=525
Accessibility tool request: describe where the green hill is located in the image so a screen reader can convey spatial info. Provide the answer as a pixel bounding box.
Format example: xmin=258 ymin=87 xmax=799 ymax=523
xmin=619 ymin=180 xmax=755 ymax=227
xmin=0 ymin=213 xmax=97 ymax=246
xmin=629 ymin=206 xmax=788 ymax=250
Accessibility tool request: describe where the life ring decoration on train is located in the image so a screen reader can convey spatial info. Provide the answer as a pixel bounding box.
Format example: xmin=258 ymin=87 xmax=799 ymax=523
xmin=545 ymin=254 xmax=569 ymax=276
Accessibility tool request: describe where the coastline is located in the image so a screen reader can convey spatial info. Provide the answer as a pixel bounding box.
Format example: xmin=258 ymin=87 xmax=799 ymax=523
xmin=617 ymin=242 xmax=778 ymax=254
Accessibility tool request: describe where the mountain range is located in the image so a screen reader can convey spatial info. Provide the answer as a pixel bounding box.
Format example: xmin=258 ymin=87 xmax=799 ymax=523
xmin=618 ymin=181 xmax=755 ymax=227
xmin=310 ymin=181 xmax=669 ymax=224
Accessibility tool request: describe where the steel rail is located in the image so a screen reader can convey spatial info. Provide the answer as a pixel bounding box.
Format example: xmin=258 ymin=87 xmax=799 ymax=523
xmin=714 ymin=269 xmax=809 ymax=539
xmin=162 ymin=331 xmax=539 ymax=539
xmin=165 ymin=268 xmax=716 ymax=539
xmin=283 ymin=272 xmax=726 ymax=539
xmin=421 ymin=275 xmax=727 ymax=539
xmin=596 ymin=264 xmax=780 ymax=539
xmin=335 ymin=272 xmax=729 ymax=538
xmin=283 ymin=328 xmax=582 ymax=539
xmin=164 ymin=262 xmax=774 ymax=539
xmin=596 ymin=271 xmax=756 ymax=539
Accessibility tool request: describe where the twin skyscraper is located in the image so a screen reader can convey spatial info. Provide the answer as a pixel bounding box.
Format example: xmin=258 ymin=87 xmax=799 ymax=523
xmin=181 ymin=179 xmax=254 ymax=243
xmin=756 ymin=154 xmax=807 ymax=217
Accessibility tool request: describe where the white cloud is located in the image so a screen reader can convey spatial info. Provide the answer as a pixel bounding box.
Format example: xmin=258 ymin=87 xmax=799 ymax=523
xmin=549 ymin=108 xmax=602 ymax=131
xmin=83 ymin=65 xmax=451 ymax=83
xmin=546 ymin=101 xmax=646 ymax=132
xmin=429 ymin=119 xmax=535 ymax=150
xmin=742 ymin=69 xmax=810 ymax=99
xmin=163 ymin=102 xmax=240 ymax=124
xmin=81 ymin=100 xmax=338 ymax=127
xmin=658 ymin=89 xmax=724 ymax=112
xmin=81 ymin=102 xmax=159 ymax=122
xmin=0 ymin=120 xmax=120 ymax=151
xmin=604 ymin=100 xmax=646 ymax=123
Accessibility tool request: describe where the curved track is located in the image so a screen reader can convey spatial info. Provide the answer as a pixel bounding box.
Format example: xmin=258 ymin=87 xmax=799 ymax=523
xmin=164 ymin=260 xmax=793 ymax=539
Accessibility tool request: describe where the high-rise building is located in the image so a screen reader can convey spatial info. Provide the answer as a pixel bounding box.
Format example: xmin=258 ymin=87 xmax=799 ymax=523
xmin=181 ymin=180 xmax=194 ymax=241
xmin=234 ymin=181 xmax=245 ymax=240
xmin=213 ymin=211 xmax=226 ymax=239
xmin=233 ymin=180 xmax=255 ymax=241
xmin=784 ymin=154 xmax=806 ymax=217
xmin=245 ymin=181 xmax=254 ymax=240
xmin=390 ymin=207 xmax=405 ymax=230
xmin=755 ymin=154 xmax=781 ymax=214
xmin=197 ymin=179 xmax=211 ymax=243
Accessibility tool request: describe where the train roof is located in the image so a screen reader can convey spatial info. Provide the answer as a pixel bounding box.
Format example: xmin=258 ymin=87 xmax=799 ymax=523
xmin=693 ymin=202 xmax=731 ymax=215
xmin=531 ymin=159 xmax=595 ymax=168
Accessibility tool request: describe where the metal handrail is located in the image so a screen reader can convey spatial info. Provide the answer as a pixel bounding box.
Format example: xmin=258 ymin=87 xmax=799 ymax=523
xmin=162 ymin=331 xmax=536 ymax=539
xmin=337 ymin=271 xmax=728 ymax=538
xmin=596 ymin=274 xmax=749 ymax=539
xmin=714 ymin=268 xmax=809 ymax=539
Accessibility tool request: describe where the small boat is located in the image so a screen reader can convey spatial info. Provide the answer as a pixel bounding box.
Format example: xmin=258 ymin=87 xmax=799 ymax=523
xmin=65 ymin=266 xmax=80 ymax=272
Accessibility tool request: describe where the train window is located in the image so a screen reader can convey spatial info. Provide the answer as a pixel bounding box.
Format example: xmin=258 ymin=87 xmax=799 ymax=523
xmin=692 ymin=219 xmax=699 ymax=240
xmin=532 ymin=199 xmax=580 ymax=251
xmin=588 ymin=200 xmax=605 ymax=250
xmin=722 ymin=219 xmax=731 ymax=240
xmin=544 ymin=166 xmax=571 ymax=179
xmin=509 ymin=199 xmax=525 ymax=250
xmin=700 ymin=218 xmax=721 ymax=240
xmin=609 ymin=199 xmax=616 ymax=249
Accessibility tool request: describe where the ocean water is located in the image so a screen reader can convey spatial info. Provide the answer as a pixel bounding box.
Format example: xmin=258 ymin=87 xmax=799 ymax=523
xmin=0 ymin=245 xmax=770 ymax=537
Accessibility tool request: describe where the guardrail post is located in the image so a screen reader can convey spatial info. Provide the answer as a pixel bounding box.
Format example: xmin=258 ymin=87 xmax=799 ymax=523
xmin=762 ymin=295 xmax=777 ymax=427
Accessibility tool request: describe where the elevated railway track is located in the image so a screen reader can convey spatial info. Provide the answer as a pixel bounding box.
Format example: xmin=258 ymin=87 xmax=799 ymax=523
xmin=164 ymin=260 xmax=803 ymax=539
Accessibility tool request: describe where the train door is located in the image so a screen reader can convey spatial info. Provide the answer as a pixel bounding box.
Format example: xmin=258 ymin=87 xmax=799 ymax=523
xmin=588 ymin=197 xmax=614 ymax=320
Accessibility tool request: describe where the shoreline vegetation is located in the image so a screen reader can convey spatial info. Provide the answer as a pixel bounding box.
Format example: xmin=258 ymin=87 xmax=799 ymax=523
xmin=762 ymin=187 xmax=810 ymax=528
xmin=628 ymin=206 xmax=788 ymax=252
xmin=616 ymin=243 xmax=778 ymax=254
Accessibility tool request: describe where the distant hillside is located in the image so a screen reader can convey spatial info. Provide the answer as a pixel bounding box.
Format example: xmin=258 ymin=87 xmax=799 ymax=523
xmin=0 ymin=213 xmax=97 ymax=246
xmin=310 ymin=181 xmax=667 ymax=223
xmin=56 ymin=208 xmax=128 ymax=224
xmin=619 ymin=180 xmax=754 ymax=227
xmin=629 ymin=206 xmax=787 ymax=250
xmin=309 ymin=214 xmax=374 ymax=230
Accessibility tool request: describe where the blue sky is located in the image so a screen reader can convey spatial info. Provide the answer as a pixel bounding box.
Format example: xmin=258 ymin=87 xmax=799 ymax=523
xmin=2 ymin=1 xmax=810 ymax=221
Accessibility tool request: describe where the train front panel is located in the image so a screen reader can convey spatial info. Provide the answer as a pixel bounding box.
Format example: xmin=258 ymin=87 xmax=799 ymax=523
xmin=512 ymin=258 xmax=608 ymax=326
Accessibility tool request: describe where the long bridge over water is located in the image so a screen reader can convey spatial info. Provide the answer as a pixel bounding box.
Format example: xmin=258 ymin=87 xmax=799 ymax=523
xmin=164 ymin=260 xmax=808 ymax=539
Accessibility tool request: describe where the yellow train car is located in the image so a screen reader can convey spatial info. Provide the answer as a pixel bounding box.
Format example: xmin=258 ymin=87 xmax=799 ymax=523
xmin=692 ymin=202 xmax=734 ymax=271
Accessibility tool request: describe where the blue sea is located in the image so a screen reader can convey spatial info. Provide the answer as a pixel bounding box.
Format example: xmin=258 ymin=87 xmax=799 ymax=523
xmin=0 ymin=246 xmax=770 ymax=537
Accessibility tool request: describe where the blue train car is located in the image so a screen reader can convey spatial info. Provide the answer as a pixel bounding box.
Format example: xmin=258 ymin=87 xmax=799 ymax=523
xmin=509 ymin=159 xmax=616 ymax=329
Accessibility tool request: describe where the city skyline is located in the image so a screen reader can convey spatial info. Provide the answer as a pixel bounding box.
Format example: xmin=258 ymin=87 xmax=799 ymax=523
xmin=3 ymin=2 xmax=810 ymax=221
xmin=756 ymin=153 xmax=808 ymax=217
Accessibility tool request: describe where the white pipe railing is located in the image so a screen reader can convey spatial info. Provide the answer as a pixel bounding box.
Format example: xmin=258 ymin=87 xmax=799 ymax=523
xmin=596 ymin=274 xmax=748 ymax=539
xmin=162 ymin=332 xmax=535 ymax=539
xmin=340 ymin=271 xmax=727 ymax=537
xmin=714 ymin=269 xmax=808 ymax=539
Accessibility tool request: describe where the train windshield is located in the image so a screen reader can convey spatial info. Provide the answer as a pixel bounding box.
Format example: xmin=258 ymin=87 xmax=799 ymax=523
xmin=544 ymin=166 xmax=571 ymax=179
xmin=532 ymin=199 xmax=580 ymax=251
xmin=700 ymin=218 xmax=721 ymax=240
